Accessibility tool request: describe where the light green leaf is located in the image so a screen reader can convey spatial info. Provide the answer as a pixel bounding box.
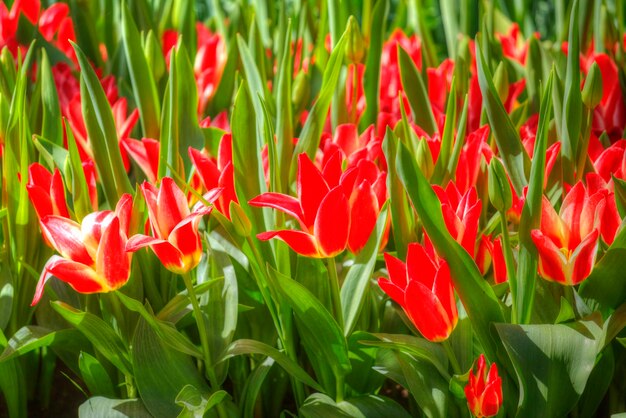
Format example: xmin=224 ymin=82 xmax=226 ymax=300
xmin=78 ymin=397 xmax=152 ymax=418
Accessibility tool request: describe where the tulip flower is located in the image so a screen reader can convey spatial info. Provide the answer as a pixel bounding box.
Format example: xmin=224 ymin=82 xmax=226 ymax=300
xmin=189 ymin=134 xmax=238 ymax=219
xmin=586 ymin=173 xmax=621 ymax=245
xmin=465 ymin=354 xmax=503 ymax=418
xmin=126 ymin=177 xmax=217 ymax=274
xmin=122 ymin=137 xmax=160 ymax=183
xmin=433 ymin=183 xmax=482 ymax=258
xmin=32 ymin=194 xmax=133 ymax=305
xmin=27 ymin=163 xmax=70 ymax=220
xmin=249 ymin=153 xmax=350 ymax=258
xmin=531 ymin=181 xmax=605 ymax=285
xmin=378 ymin=243 xmax=458 ymax=342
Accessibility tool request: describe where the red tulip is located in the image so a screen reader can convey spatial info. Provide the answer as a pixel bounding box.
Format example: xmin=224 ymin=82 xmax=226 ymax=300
xmin=32 ymin=194 xmax=133 ymax=305
xmin=531 ymin=181 xmax=605 ymax=285
xmin=378 ymin=243 xmax=458 ymax=342
xmin=122 ymin=137 xmax=160 ymax=183
xmin=476 ymin=235 xmax=507 ymax=284
xmin=27 ymin=163 xmax=70 ymax=220
xmin=189 ymin=134 xmax=237 ymax=219
xmin=586 ymin=173 xmax=621 ymax=245
xmin=465 ymin=354 xmax=503 ymax=418
xmin=433 ymin=183 xmax=482 ymax=258
xmin=126 ymin=177 xmax=216 ymax=274
xmin=249 ymin=153 xmax=350 ymax=258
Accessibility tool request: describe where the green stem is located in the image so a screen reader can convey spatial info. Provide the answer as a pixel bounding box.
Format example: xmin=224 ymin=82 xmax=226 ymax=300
xmin=335 ymin=374 xmax=345 ymax=403
xmin=499 ymin=211 xmax=519 ymax=324
xmin=327 ymin=257 xmax=344 ymax=330
xmin=182 ymin=271 xmax=219 ymax=390
xmin=125 ymin=374 xmax=136 ymax=398
xmin=351 ymin=63 xmax=358 ymax=123
xmin=442 ymin=339 xmax=461 ymax=375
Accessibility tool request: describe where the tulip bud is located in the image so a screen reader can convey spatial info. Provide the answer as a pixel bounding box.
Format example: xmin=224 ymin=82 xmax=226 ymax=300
xmin=346 ymin=16 xmax=365 ymax=64
xmin=488 ymin=158 xmax=512 ymax=212
xmin=493 ymin=62 xmax=509 ymax=104
xmin=292 ymin=71 xmax=310 ymax=114
xmin=416 ymin=138 xmax=434 ymax=179
xmin=582 ymin=62 xmax=603 ymax=109
xmin=230 ymin=201 xmax=252 ymax=237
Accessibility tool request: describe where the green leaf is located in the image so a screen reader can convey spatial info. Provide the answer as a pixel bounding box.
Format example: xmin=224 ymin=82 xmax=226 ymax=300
xmin=208 ymin=38 xmax=238 ymax=115
xmin=291 ymin=27 xmax=348 ymax=174
xmin=79 ymin=351 xmax=117 ymax=398
xmin=78 ymin=397 xmax=152 ymax=418
xmin=65 ymin=121 xmax=92 ymax=221
xmin=51 ymin=301 xmax=132 ymax=375
xmin=175 ymin=385 xmax=228 ymax=418
xmin=122 ymin=4 xmax=160 ymax=139
xmin=115 ymin=292 xmax=203 ymax=359
xmin=432 ymin=78 xmax=457 ymax=182
xmin=240 ymin=356 xmax=274 ymax=418
xmin=219 ymin=339 xmax=324 ymax=392
xmin=341 ymin=204 xmax=389 ymax=335
xmin=39 ymin=50 xmax=62 ymax=146
xmin=516 ymin=70 xmax=554 ymax=324
xmin=496 ymin=322 xmax=600 ymax=417
xmin=395 ymin=140 xmax=504 ymax=360
xmin=274 ymin=19 xmax=294 ymax=194
xmin=73 ymin=42 xmax=132 ymax=203
xmin=373 ymin=350 xmax=451 ymax=418
xmin=397 ymin=45 xmax=438 ymax=136
xmin=475 ymin=41 xmax=530 ymax=195
xmin=0 ymin=331 xmax=26 ymax=418
xmin=132 ymin=317 xmax=209 ymax=418
xmin=360 ymin=0 xmax=389 ymax=129
xmin=300 ymin=393 xmax=413 ymax=418
xmin=0 ymin=326 xmax=75 ymax=362
xmin=560 ymin=0 xmax=582 ymax=182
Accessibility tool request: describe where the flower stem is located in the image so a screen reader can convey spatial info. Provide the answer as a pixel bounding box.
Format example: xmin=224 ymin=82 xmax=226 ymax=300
xmin=327 ymin=257 xmax=344 ymax=330
xmin=182 ymin=271 xmax=219 ymax=390
xmin=442 ymin=339 xmax=461 ymax=375
xmin=499 ymin=211 xmax=518 ymax=324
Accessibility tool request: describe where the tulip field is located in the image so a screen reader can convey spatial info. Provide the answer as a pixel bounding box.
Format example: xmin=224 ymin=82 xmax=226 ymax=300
xmin=2 ymin=0 xmax=626 ymax=416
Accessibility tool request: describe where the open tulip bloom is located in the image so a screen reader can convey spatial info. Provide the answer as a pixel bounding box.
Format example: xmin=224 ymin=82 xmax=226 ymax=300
xmin=32 ymin=194 xmax=133 ymax=305
xmin=378 ymin=242 xmax=458 ymax=342
xmin=531 ymin=181 xmax=606 ymax=285
xmin=126 ymin=177 xmax=218 ymax=274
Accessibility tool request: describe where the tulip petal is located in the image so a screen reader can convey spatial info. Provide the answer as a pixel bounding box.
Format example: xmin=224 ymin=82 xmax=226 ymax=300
xmin=570 ymin=229 xmax=600 ymax=285
xmin=314 ymin=186 xmax=349 ymax=257
xmin=431 ymin=262 xmax=458 ymax=328
xmin=531 ymin=230 xmax=568 ymax=284
xmin=32 ymin=256 xmax=104 ymax=306
xmin=127 ymin=234 xmax=186 ymax=272
xmin=157 ymin=177 xmax=190 ymax=237
xmin=41 ymin=216 xmax=93 ymax=266
xmin=297 ymin=153 xmax=330 ymax=227
xmin=560 ymin=182 xmax=585 ymax=244
xmin=115 ymin=193 xmax=134 ymax=235
xmin=96 ymin=217 xmax=130 ymax=290
xmin=27 ymin=185 xmax=54 ymax=219
xmin=406 ymin=243 xmax=437 ymax=289
xmin=257 ymin=230 xmax=320 ymax=257
xmin=168 ymin=214 xmax=205 ymax=264
xmin=404 ymin=279 xmax=454 ymax=342
xmin=347 ymin=180 xmax=379 ymax=253
xmin=189 ymin=147 xmax=220 ymax=190
xmin=249 ymin=193 xmax=306 ymax=228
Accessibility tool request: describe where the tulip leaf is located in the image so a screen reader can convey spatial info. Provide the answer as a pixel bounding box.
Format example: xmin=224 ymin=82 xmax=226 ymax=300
xmin=209 ymin=39 xmax=239 ymax=115
xmin=560 ymin=0 xmax=582 ymax=182
xmin=396 ymin=140 xmax=505 ymax=361
xmin=0 ymin=326 xmax=76 ymax=362
xmin=115 ymin=292 xmax=203 ymax=359
xmin=475 ymin=41 xmax=529 ymax=195
xmin=397 ymin=45 xmax=438 ymax=136
xmin=373 ymin=349 xmax=452 ymax=418
xmin=516 ymin=69 xmax=554 ymax=324
xmin=267 ymin=267 xmax=352 ymax=394
xmin=51 ymin=302 xmax=132 ymax=375
xmin=239 ymin=356 xmax=273 ymax=418
xmin=65 ymin=121 xmax=92 ymax=221
xmin=78 ymin=397 xmax=152 ymax=418
xmin=274 ymin=19 xmax=294 ymax=194
xmin=175 ymin=385 xmax=228 ymax=418
xmin=39 ymin=51 xmax=62 ymax=147
xmin=291 ymin=26 xmax=347 ymax=174
xmin=132 ymin=317 xmax=209 ymax=418
xmin=360 ymin=0 xmax=389 ymax=129
xmin=122 ymin=4 xmax=160 ymax=139
xmin=341 ymin=204 xmax=389 ymax=335
xmin=382 ymin=128 xmax=416 ymax=259
xmin=432 ymin=78 xmax=457 ymax=183
xmin=219 ymin=339 xmax=324 ymax=392
xmin=73 ymin=42 xmax=132 ymax=203
xmin=300 ymin=393 xmax=413 ymax=418
xmin=78 ymin=351 xmax=117 ymax=399
xmin=495 ymin=322 xmax=600 ymax=417
xmin=0 ymin=355 xmax=26 ymax=418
